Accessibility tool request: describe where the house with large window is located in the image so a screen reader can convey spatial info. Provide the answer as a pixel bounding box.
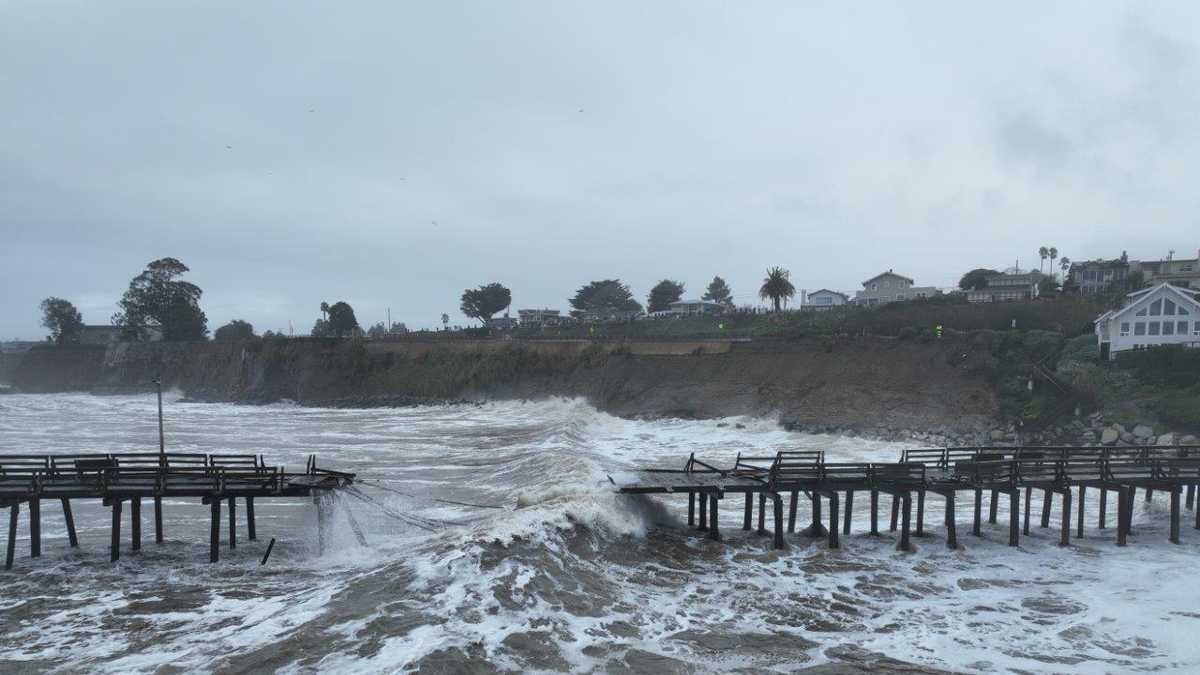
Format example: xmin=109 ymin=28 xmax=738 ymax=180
xmin=853 ymin=270 xmax=940 ymax=307
xmin=966 ymin=271 xmax=1042 ymax=303
xmin=1094 ymin=283 xmax=1200 ymax=360
xmin=1137 ymin=250 xmax=1200 ymax=290
xmin=1070 ymin=258 xmax=1130 ymax=295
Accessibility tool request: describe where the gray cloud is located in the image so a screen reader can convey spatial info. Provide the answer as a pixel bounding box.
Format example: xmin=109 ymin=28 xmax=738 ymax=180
xmin=3 ymin=1 xmax=1199 ymax=339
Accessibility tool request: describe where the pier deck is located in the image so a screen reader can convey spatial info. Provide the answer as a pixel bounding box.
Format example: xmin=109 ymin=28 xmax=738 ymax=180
xmin=614 ymin=445 xmax=1200 ymax=552
xmin=1 ymin=452 xmax=354 ymax=569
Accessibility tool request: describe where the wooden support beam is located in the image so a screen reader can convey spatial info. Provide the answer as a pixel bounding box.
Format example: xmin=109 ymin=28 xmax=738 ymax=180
xmin=1098 ymin=488 xmax=1107 ymax=530
xmin=972 ymin=489 xmax=982 ymax=537
xmin=787 ymin=490 xmax=798 ymax=533
xmin=1008 ymin=490 xmax=1019 ymax=547
xmin=771 ymin=493 xmax=785 ymax=550
xmin=131 ymin=497 xmax=142 ymax=552
xmin=1145 ymin=488 xmax=1153 ymax=504
xmin=806 ymin=493 xmax=827 ymax=538
xmin=843 ymin=490 xmax=853 ymax=536
xmin=1060 ymin=489 xmax=1071 ymax=547
xmin=1116 ymin=486 xmax=1128 ymax=547
xmin=1041 ymin=489 xmax=1052 ymax=529
xmin=110 ymin=499 xmax=122 ymax=563
xmin=988 ymin=489 xmax=999 ymax=524
xmin=742 ymin=492 xmax=752 ymax=531
xmin=6 ymin=503 xmax=18 ymax=571
xmin=890 ymin=493 xmax=899 ymax=532
xmin=1187 ymin=485 xmax=1195 ymax=512
xmin=869 ymin=490 xmax=879 ymax=536
xmin=154 ymin=496 xmax=163 ymax=543
xmin=1077 ymin=487 xmax=1085 ymax=539
xmin=210 ymin=498 xmax=221 ymax=563
xmin=1125 ymin=486 xmax=1136 ymax=538
xmin=828 ymin=492 xmax=840 ymax=549
xmin=61 ymin=498 xmax=78 ymax=548
xmin=228 ymin=497 xmax=236 ymax=550
xmin=897 ymin=493 xmax=913 ymax=552
xmin=697 ymin=492 xmax=708 ymax=531
xmin=945 ymin=492 xmax=958 ymax=550
xmin=246 ymin=497 xmax=256 ymax=541
xmin=708 ymin=494 xmax=720 ymax=541
xmin=1023 ymin=487 xmax=1032 ymax=536
xmin=30 ymin=498 xmax=40 ymax=559
xmin=757 ymin=492 xmax=766 ymax=535
xmin=1170 ymin=488 xmax=1181 ymax=544
xmin=915 ymin=490 xmax=925 ymax=536
xmin=688 ymin=493 xmax=695 ymax=526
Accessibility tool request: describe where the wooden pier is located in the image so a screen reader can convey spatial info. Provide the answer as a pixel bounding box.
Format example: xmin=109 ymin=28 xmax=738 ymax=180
xmin=614 ymin=445 xmax=1200 ymax=551
xmin=1 ymin=452 xmax=354 ymax=569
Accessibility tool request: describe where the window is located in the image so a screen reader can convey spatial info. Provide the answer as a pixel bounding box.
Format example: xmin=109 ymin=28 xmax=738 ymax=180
xmin=1135 ymin=322 xmax=1146 ymax=336
xmin=1195 ymin=321 xmax=1200 ymax=336
xmin=1181 ymin=306 xmax=1191 ymax=316
xmin=1149 ymin=321 xmax=1161 ymax=336
xmin=1136 ymin=307 xmax=1147 ymax=316
xmin=1164 ymin=322 xmax=1175 ymax=336
xmin=871 ymin=283 xmax=878 ymax=291
xmin=1165 ymin=299 xmax=1177 ymax=315
xmin=896 ymin=294 xmax=906 ymax=300
xmin=1150 ymin=299 xmax=1162 ymax=316
xmin=1120 ymin=322 xmax=1130 ymax=336
xmin=1179 ymin=321 xmax=1189 ymax=335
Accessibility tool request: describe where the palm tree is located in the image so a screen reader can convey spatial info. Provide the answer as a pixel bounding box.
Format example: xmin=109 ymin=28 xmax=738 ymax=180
xmin=320 ymin=301 xmax=329 ymax=321
xmin=1038 ymin=246 xmax=1049 ymax=274
xmin=1059 ymin=256 xmax=1071 ymax=283
xmin=1048 ymin=247 xmax=1058 ymax=281
xmin=759 ymin=266 xmax=796 ymax=312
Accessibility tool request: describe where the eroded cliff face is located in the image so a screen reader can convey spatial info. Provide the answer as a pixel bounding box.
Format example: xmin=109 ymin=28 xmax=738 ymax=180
xmin=10 ymin=338 xmax=999 ymax=435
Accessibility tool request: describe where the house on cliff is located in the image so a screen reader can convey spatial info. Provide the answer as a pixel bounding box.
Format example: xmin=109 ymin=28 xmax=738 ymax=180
xmin=966 ymin=271 xmax=1043 ymax=303
xmin=853 ymin=270 xmax=940 ymax=307
xmin=803 ymin=289 xmax=848 ymax=311
xmin=1094 ymin=282 xmax=1200 ymax=360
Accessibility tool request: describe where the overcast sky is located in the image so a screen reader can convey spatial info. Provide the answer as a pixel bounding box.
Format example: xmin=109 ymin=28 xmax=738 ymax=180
xmin=3 ymin=1 xmax=1199 ymax=339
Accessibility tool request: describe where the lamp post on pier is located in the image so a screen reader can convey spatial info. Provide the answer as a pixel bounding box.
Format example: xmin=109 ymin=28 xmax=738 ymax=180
xmin=153 ymin=378 xmax=164 ymax=456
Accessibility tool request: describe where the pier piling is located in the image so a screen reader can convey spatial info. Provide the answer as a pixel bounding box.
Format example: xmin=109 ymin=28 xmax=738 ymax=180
xmin=1170 ymin=488 xmax=1181 ymax=544
xmin=1099 ymin=489 xmax=1107 ymax=529
xmin=154 ymin=496 xmax=163 ymax=543
xmin=915 ymin=490 xmax=926 ymax=536
xmin=869 ymin=490 xmax=879 ymax=535
xmin=688 ymin=493 xmax=695 ymax=526
xmin=771 ymin=493 xmax=785 ymax=550
xmin=1117 ymin=487 xmax=1129 ymax=547
xmin=1077 ymin=487 xmax=1085 ymax=539
xmin=988 ymin=489 xmax=998 ymax=524
xmin=945 ymin=492 xmax=958 ymax=550
xmin=972 ymin=488 xmax=982 ymax=536
xmin=61 ymin=498 xmax=77 ymax=547
xmin=6 ymin=504 xmax=18 ymax=570
xmin=1060 ymin=489 xmax=1071 ymax=547
xmin=30 ymin=498 xmax=40 ymax=559
xmin=247 ymin=497 xmax=256 ymax=541
xmin=843 ymin=490 xmax=853 ymax=535
xmin=743 ymin=492 xmax=752 ymax=531
xmin=132 ymin=497 xmax=142 ymax=552
xmin=757 ymin=493 xmax=766 ymax=535
xmin=828 ymin=492 xmax=840 ymax=549
xmin=698 ymin=493 xmax=708 ymax=531
xmin=110 ymin=499 xmax=122 ymax=562
xmin=787 ymin=490 xmax=798 ymax=533
xmin=1041 ymin=489 xmax=1052 ymax=529
xmin=210 ymin=498 xmax=221 ymax=563
xmin=890 ymin=494 xmax=899 ymax=532
xmin=228 ymin=497 xmax=236 ymax=550
xmin=1008 ymin=490 xmax=1019 ymax=547
xmin=897 ymin=492 xmax=913 ymax=552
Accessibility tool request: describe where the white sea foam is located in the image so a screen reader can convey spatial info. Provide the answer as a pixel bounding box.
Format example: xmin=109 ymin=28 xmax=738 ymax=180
xmin=2 ymin=393 xmax=1199 ymax=672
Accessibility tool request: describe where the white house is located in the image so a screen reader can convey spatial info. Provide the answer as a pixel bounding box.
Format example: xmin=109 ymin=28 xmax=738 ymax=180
xmin=804 ymin=289 xmax=848 ymax=311
xmin=662 ymin=299 xmax=724 ymax=316
xmin=1094 ymin=282 xmax=1200 ymax=360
